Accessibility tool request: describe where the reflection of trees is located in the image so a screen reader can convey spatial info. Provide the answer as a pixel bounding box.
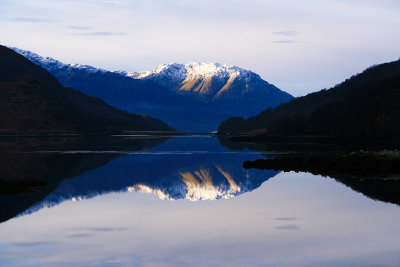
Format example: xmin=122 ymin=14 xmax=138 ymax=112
xmin=331 ymin=177 xmax=400 ymax=206
xmin=244 ymin=155 xmax=400 ymax=206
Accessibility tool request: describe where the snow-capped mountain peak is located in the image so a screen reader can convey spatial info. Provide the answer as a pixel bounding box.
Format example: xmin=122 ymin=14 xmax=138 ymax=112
xmin=135 ymin=63 xmax=186 ymax=80
xmin=134 ymin=62 xmax=254 ymax=81
xmin=132 ymin=61 xmax=267 ymax=100
xmin=185 ymin=62 xmax=251 ymax=79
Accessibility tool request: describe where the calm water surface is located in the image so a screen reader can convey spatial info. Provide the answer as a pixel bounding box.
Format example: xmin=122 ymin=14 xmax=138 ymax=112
xmin=0 ymin=135 xmax=399 ymax=266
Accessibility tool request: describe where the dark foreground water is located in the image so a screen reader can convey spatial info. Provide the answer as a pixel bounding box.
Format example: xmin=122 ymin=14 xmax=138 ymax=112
xmin=0 ymin=135 xmax=399 ymax=266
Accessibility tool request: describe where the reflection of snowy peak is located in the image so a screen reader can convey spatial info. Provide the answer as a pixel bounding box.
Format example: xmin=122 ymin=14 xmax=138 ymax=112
xmin=22 ymin=163 xmax=272 ymax=216
xmin=129 ymin=164 xmax=260 ymax=201
xmin=19 ymin=148 xmax=279 ymax=216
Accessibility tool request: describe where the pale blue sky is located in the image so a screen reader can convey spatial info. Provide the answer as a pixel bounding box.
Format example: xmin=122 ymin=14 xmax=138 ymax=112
xmin=1 ymin=0 xmax=399 ymax=96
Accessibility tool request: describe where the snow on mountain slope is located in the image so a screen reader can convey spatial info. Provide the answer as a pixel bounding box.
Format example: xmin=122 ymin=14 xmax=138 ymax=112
xmin=136 ymin=62 xmax=252 ymax=81
xmin=133 ymin=62 xmax=283 ymax=102
xmin=10 ymin=47 xmax=107 ymax=74
xmin=10 ymin=46 xmax=254 ymax=89
xmin=11 ymin=47 xmax=291 ymax=105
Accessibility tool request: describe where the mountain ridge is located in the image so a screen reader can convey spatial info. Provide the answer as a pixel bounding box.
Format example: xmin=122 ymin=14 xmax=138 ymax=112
xmin=11 ymin=47 xmax=293 ymax=132
xmin=133 ymin=62 xmax=290 ymax=104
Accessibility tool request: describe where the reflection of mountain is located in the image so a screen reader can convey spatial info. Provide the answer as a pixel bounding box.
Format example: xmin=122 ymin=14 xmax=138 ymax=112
xmin=0 ymin=153 xmax=115 ymax=223
xmin=0 ymin=136 xmax=170 ymax=223
xmin=20 ymin=137 xmax=278 ymax=215
xmin=130 ymin=161 xmax=274 ymax=201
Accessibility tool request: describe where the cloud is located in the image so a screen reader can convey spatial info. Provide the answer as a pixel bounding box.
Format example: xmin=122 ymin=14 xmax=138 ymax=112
xmin=71 ymin=31 xmax=126 ymax=36
xmin=273 ymin=40 xmax=298 ymax=44
xmin=273 ymin=30 xmax=298 ymax=36
xmin=70 ymin=227 xmax=128 ymax=232
xmin=9 ymin=241 xmax=57 ymax=247
xmin=274 ymin=217 xmax=298 ymax=221
xmin=67 ymin=233 xmax=94 ymax=238
xmin=8 ymin=17 xmax=55 ymax=23
xmin=67 ymin=25 xmax=93 ymax=30
xmin=87 ymin=227 xmax=127 ymax=232
xmin=274 ymin=224 xmax=300 ymax=230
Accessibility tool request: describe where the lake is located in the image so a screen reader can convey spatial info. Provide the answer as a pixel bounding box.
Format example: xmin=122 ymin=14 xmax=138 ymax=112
xmin=0 ymin=135 xmax=399 ymax=266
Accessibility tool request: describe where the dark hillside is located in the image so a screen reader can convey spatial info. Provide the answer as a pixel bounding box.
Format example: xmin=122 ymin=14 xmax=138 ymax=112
xmin=0 ymin=45 xmax=173 ymax=134
xmin=219 ymin=59 xmax=400 ymax=138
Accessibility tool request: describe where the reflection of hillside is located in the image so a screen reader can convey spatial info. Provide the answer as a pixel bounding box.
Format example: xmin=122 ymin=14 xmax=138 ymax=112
xmin=21 ymin=146 xmax=278 ymax=214
xmin=220 ymin=130 xmax=400 ymax=207
xmin=217 ymin=135 xmax=396 ymax=155
xmin=331 ymin=177 xmax=400 ymax=206
xmin=244 ymin=156 xmax=400 ymax=206
xmin=0 ymin=136 xmax=170 ymax=223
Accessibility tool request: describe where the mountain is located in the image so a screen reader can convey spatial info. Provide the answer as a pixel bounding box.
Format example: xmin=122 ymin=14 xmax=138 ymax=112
xmin=11 ymin=47 xmax=293 ymax=132
xmin=0 ymin=45 xmax=173 ymax=134
xmin=134 ymin=62 xmax=292 ymax=105
xmin=219 ymin=58 xmax=400 ymax=139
